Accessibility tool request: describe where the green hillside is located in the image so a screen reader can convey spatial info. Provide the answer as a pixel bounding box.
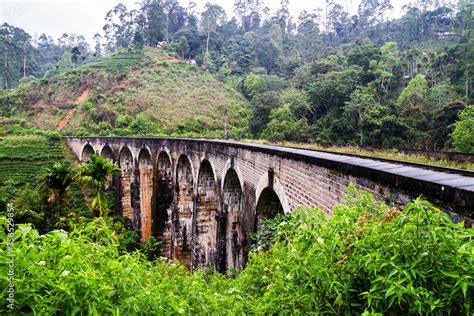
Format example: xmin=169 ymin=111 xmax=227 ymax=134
xmin=1 ymin=47 xmax=250 ymax=138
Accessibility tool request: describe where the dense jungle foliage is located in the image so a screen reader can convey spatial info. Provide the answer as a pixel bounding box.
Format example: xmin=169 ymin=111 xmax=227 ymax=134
xmin=1 ymin=189 xmax=473 ymax=314
xmin=1 ymin=0 xmax=473 ymax=151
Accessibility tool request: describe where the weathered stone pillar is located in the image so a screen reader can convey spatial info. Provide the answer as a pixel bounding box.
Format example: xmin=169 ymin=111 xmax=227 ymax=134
xmin=173 ymin=155 xmax=194 ymax=269
xmin=138 ymin=150 xmax=153 ymax=241
xmin=133 ymin=160 xmax=140 ymax=231
xmin=119 ymin=148 xmax=134 ymax=224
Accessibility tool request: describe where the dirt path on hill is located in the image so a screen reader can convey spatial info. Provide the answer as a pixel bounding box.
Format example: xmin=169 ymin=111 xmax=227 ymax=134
xmin=56 ymin=86 xmax=90 ymax=131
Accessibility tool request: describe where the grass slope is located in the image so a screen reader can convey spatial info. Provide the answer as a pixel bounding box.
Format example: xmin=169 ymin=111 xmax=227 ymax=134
xmin=11 ymin=47 xmax=249 ymax=137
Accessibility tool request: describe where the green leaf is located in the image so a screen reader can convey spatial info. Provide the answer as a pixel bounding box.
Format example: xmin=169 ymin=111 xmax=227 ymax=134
xmin=442 ymin=271 xmax=460 ymax=278
xmin=461 ymin=282 xmax=468 ymax=299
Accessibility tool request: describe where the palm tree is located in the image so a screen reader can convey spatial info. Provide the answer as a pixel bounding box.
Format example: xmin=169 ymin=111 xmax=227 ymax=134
xmin=39 ymin=161 xmax=74 ymax=204
xmin=75 ymin=154 xmax=121 ymax=217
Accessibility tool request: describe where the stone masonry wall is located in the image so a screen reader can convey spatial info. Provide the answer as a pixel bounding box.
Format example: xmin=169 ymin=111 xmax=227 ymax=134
xmin=66 ymin=137 xmax=474 ymax=270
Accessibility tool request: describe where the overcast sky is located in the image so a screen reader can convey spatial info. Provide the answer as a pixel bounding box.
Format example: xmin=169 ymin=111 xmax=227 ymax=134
xmin=1 ymin=0 xmax=412 ymax=45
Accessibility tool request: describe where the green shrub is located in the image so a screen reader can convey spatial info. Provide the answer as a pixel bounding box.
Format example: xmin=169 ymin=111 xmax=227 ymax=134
xmin=45 ymin=131 xmax=61 ymax=143
xmin=238 ymin=188 xmax=474 ymax=314
xmin=81 ymin=100 xmax=97 ymax=116
xmin=1 ymin=189 xmax=472 ymax=314
xmin=140 ymin=236 xmax=163 ymax=261
xmin=452 ymin=105 xmax=474 ymax=153
xmin=242 ymin=73 xmax=263 ymax=98
xmin=261 ymin=105 xmax=313 ymax=141
xmin=250 ymin=213 xmax=289 ymax=252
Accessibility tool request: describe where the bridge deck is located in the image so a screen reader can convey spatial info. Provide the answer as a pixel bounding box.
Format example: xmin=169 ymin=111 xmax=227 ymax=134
xmin=260 ymin=144 xmax=474 ymax=191
xmin=199 ymin=139 xmax=474 ymax=193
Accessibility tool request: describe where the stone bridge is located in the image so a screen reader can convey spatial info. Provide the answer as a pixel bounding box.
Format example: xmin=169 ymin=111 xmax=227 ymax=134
xmin=66 ymin=137 xmax=474 ymax=271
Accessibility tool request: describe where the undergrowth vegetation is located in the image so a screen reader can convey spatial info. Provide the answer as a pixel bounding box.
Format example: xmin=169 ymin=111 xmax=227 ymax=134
xmin=1 ymin=188 xmax=472 ymax=314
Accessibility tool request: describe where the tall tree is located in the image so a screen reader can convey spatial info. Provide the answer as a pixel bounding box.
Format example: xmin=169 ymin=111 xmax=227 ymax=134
xmin=141 ymin=0 xmax=167 ymax=46
xmin=454 ymin=0 xmax=473 ymax=102
xmin=234 ymin=0 xmax=263 ymax=32
xmin=344 ymin=86 xmax=380 ymax=145
xmin=249 ymin=91 xmax=281 ymax=135
xmin=452 ymin=105 xmax=474 ymax=153
xmin=398 ymin=74 xmax=429 ymax=131
xmin=93 ymin=33 xmax=103 ymax=57
xmin=369 ymin=41 xmax=400 ymax=99
xmin=293 ymin=10 xmax=323 ymax=63
xmin=271 ymin=0 xmax=290 ymax=34
xmin=201 ymin=3 xmax=226 ymax=68
xmin=178 ymin=35 xmax=189 ymax=58
xmin=103 ymin=3 xmax=137 ymax=51
xmin=328 ymin=1 xmax=350 ymax=39
xmin=357 ymin=0 xmax=393 ymax=34
xmin=0 ymin=23 xmax=36 ymax=88
xmin=132 ymin=31 xmax=145 ymax=50
xmin=165 ymin=0 xmax=187 ymax=41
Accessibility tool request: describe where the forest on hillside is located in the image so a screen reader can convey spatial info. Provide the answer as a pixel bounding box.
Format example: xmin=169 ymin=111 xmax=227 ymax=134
xmin=1 ymin=0 xmax=473 ymax=151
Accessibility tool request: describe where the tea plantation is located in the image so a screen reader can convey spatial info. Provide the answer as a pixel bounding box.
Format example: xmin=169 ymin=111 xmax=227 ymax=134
xmin=0 ymin=135 xmax=64 ymax=185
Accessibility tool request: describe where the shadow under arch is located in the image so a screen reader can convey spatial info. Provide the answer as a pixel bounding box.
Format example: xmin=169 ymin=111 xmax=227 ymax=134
xmin=81 ymin=144 xmax=95 ymax=161
xmin=100 ymin=145 xmax=114 ymax=161
xmin=254 ymin=187 xmax=284 ymax=232
xmin=194 ymin=159 xmax=220 ymax=270
xmin=221 ymin=168 xmax=245 ymax=271
xmin=154 ymin=151 xmax=173 ymax=257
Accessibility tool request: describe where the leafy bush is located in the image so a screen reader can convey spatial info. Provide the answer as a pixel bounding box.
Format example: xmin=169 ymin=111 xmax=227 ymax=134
xmin=242 ymin=73 xmax=263 ymax=98
xmin=80 ymin=100 xmax=97 ymax=117
xmin=239 ymin=188 xmax=474 ymax=314
xmin=452 ymin=105 xmax=474 ymax=153
xmin=128 ymin=113 xmax=164 ymax=136
xmin=1 ymin=189 xmax=472 ymax=314
xmin=45 ymin=131 xmax=61 ymax=143
xmin=250 ymin=213 xmax=289 ymax=252
xmin=261 ymin=105 xmax=312 ymax=141
xmin=0 ymin=86 xmax=29 ymax=116
xmin=0 ymin=217 xmax=231 ymax=314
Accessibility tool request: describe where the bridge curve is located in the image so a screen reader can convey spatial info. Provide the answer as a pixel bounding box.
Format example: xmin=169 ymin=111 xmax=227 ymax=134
xmin=66 ymin=136 xmax=474 ymax=270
